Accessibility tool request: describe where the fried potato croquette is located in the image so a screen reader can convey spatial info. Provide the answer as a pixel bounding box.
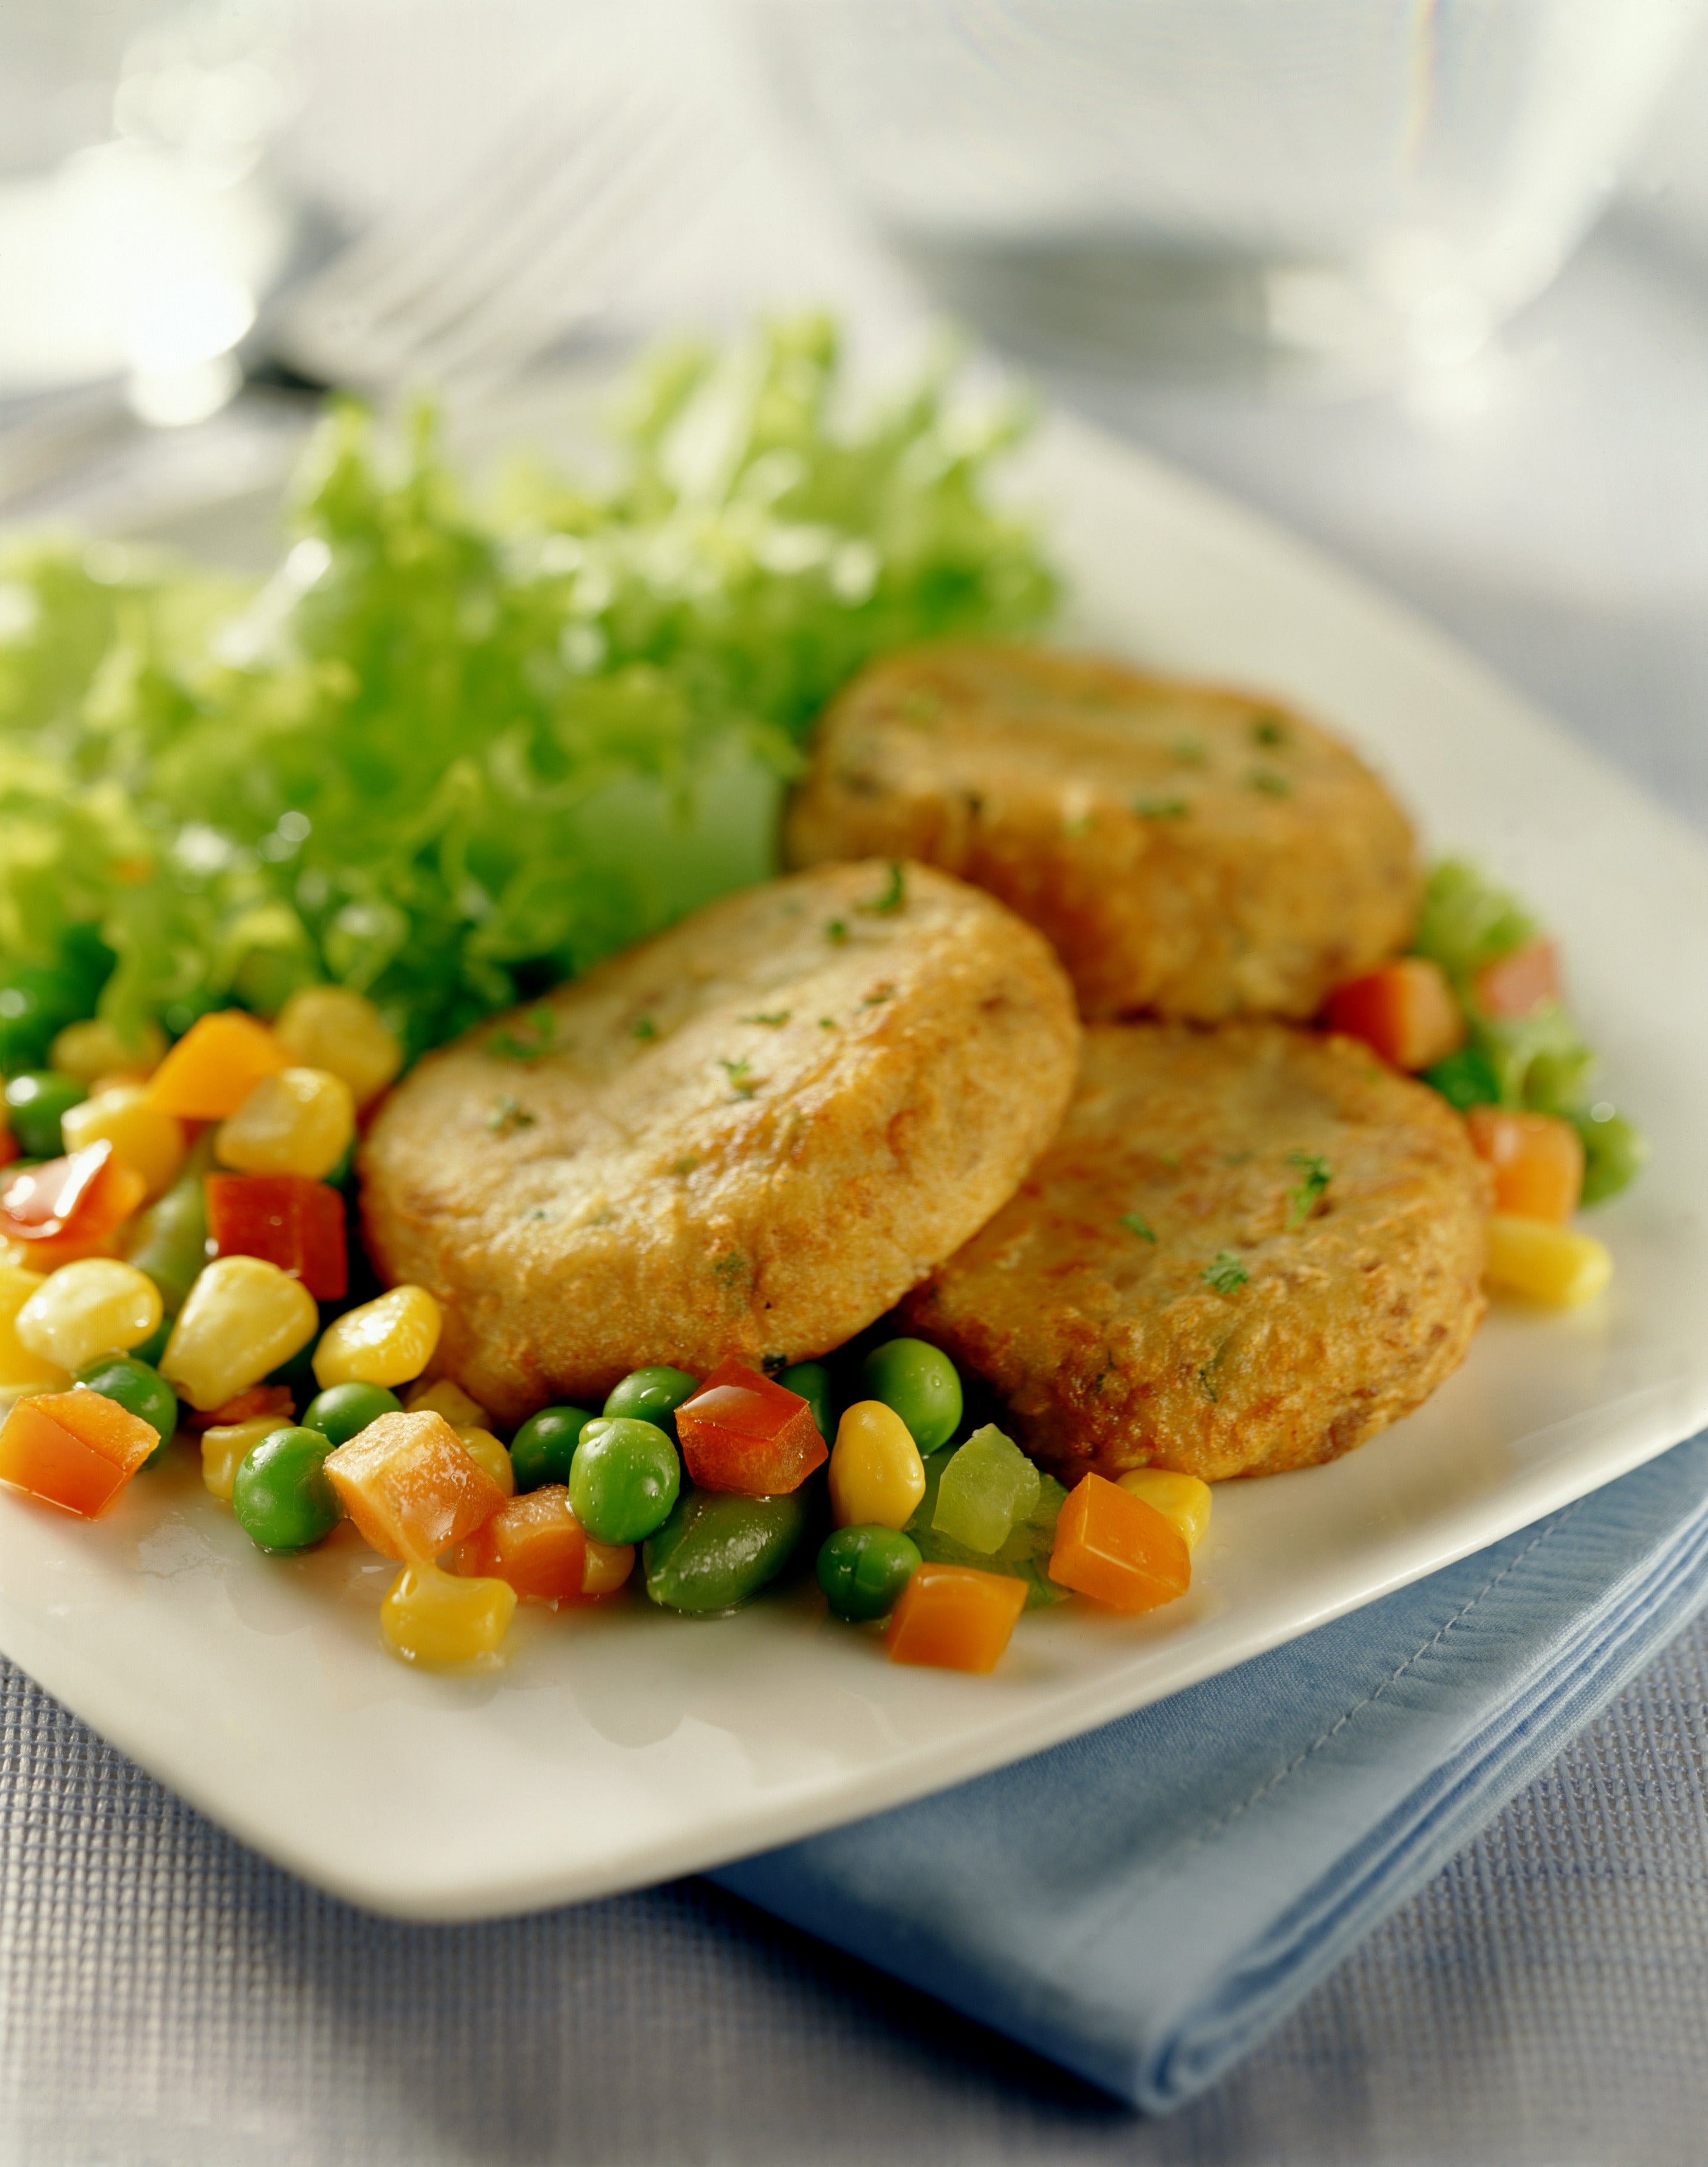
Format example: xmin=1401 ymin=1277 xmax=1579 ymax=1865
xmin=360 ymin=862 xmax=1080 ymax=1426
xmin=785 ymin=644 xmax=1420 ymax=1022
xmin=901 ymin=1022 xmax=1490 ymax=1483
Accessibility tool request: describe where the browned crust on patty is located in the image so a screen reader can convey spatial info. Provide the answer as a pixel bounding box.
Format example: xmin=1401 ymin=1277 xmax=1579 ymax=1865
xmin=359 ymin=861 xmax=1081 ymax=1425
xmin=785 ymin=644 xmax=1420 ymax=1022
xmin=901 ymin=1021 xmax=1490 ymax=1483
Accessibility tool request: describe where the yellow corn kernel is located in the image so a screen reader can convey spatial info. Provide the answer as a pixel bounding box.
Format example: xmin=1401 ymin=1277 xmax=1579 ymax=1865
xmin=215 ymin=1066 xmax=355 ymax=1181
xmin=201 ymin=1415 xmax=285 ymax=1503
xmin=1117 ymin=1469 xmax=1213 ymax=1553
xmin=275 ymin=986 xmax=404 ymax=1110
xmin=381 ymin=1559 xmax=516 ymax=1666
xmin=14 ymin=1258 xmax=162 ymax=1374
xmin=312 ymin=1284 xmax=442 ymax=1390
xmin=456 ymin=1427 xmax=515 ymax=1499
xmin=1485 ymin=1213 xmax=1612 ymax=1308
xmin=405 ymin=1377 xmax=491 ymax=1431
xmin=829 ymin=1399 xmax=926 ymax=1530
xmin=162 ymin=1255 xmax=319 ymax=1412
xmin=51 ymin=1016 xmax=166 ymax=1086
xmin=61 ymin=1085 xmax=188 ymax=1202
xmin=581 ymin=1531 xmax=635 ymax=1597
xmin=0 ymin=1266 xmax=69 ymax=1390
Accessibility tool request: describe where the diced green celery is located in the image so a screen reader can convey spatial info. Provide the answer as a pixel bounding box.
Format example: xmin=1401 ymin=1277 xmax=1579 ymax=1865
xmin=907 ymin=1450 xmax=1068 ymax=1608
xmin=931 ymin=1423 xmax=1042 ymax=1555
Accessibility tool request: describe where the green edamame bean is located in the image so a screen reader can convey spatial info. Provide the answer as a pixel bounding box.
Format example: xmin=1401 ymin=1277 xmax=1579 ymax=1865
xmin=643 ymin=1486 xmax=811 ymax=1615
xmin=776 ymin=1360 xmax=836 ymax=1447
xmin=125 ymin=1156 xmax=211 ymax=1312
xmin=860 ymin=1337 xmax=962 ymax=1454
xmin=4 ymin=1071 xmax=85 ymax=1159
xmin=75 ymin=1352 xmax=179 ymax=1469
xmin=301 ymin=1380 xmax=403 ymax=1447
xmin=570 ymin=1416 xmax=680 ymax=1544
xmin=1577 ymin=1109 xmax=1649 ymax=1205
xmin=0 ymin=965 xmax=88 ymax=1072
xmin=602 ymin=1365 xmax=698 ymax=1441
xmin=511 ymin=1405 xmax=596 ymax=1492
xmin=130 ymin=1316 xmax=173 ymax=1369
xmin=816 ymin=1525 xmax=922 ymax=1621
xmin=232 ymin=1426 xmax=340 ymax=1554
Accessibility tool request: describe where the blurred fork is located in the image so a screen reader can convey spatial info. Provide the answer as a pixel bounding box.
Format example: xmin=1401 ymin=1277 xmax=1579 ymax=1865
xmin=272 ymin=74 xmax=721 ymax=397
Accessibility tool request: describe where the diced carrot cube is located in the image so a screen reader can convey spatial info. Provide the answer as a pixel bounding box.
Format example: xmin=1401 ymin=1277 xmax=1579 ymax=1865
xmin=1466 ymin=1106 xmax=1583 ymax=1222
xmin=0 ymin=1386 xmax=159 ymax=1518
xmin=185 ymin=1382 xmax=296 ymax=1432
xmin=205 ymin=1172 xmax=347 ymax=1299
xmin=1049 ymin=1472 xmax=1191 ymax=1613
xmin=457 ymin=1483 xmax=588 ymax=1606
xmin=1473 ymin=939 xmax=1559 ymax=1020
xmin=886 ymin=1562 xmax=1027 ymax=1673
xmin=146 ymin=1010 xmax=288 ymax=1120
xmin=676 ymin=1357 xmax=827 ymax=1495
xmin=324 ymin=1409 xmax=504 ymax=1562
xmin=1324 ymin=958 xmax=1464 ymax=1071
xmin=0 ymin=1141 xmax=147 ymax=1245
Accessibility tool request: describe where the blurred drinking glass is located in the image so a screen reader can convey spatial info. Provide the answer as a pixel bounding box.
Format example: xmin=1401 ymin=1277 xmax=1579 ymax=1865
xmin=755 ymin=0 xmax=1706 ymax=385
xmin=0 ymin=0 xmax=298 ymax=420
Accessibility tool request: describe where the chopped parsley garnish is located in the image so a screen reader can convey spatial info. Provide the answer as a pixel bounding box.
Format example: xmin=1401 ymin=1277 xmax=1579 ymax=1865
xmin=1134 ymin=795 xmax=1190 ymax=820
xmin=1248 ymin=768 xmax=1293 ymax=798
xmin=490 ymin=1004 xmax=558 ymax=1060
xmin=671 ymin=1155 xmax=699 ymax=1177
xmin=1201 ymin=1250 xmax=1249 ymax=1294
xmin=711 ymin=1251 xmax=750 ymax=1288
xmin=825 ymin=918 xmax=849 ymax=944
xmin=1287 ymin=1149 xmax=1332 ymax=1226
xmin=631 ymin=1017 xmax=658 ymax=1042
xmin=818 ymin=1016 xmax=838 ymax=1029
xmin=1252 ymin=713 xmax=1288 ymax=747
xmin=486 ymin=1093 xmax=535 ymax=1135
xmin=743 ymin=1010 xmax=790 ymax=1027
xmin=1172 ymin=738 xmax=1209 ymax=765
xmin=857 ymin=862 xmax=907 ymax=915
xmin=861 ymin=982 xmax=896 ymax=1007
xmin=719 ymin=1055 xmax=758 ymax=1099
xmin=1119 ymin=1212 xmax=1157 ymax=1243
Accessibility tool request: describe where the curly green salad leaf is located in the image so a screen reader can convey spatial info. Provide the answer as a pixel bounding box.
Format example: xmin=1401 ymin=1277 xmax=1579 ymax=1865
xmin=0 ymin=317 xmax=1058 ymax=1065
xmin=1411 ymin=857 xmax=1646 ymax=1203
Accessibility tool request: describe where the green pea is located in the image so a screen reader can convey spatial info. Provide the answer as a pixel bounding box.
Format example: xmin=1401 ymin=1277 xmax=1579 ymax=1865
xmin=1575 ymin=1108 xmax=1649 ymax=1205
xmin=860 ymin=1337 xmax=963 ymax=1454
xmin=75 ymin=1353 xmax=179 ymax=1469
xmin=570 ymin=1416 xmax=680 ymax=1544
xmin=602 ymin=1365 xmax=698 ymax=1441
xmin=776 ymin=1360 xmax=836 ymax=1447
xmin=125 ymin=1158 xmax=211 ymax=1312
xmin=644 ymin=1486 xmax=811 ymax=1615
xmin=232 ymin=1426 xmax=340 ymax=1554
xmin=511 ymin=1405 xmax=597 ymax=1492
xmin=301 ymin=1380 xmax=403 ymax=1447
xmin=3 ymin=1071 xmax=86 ymax=1160
xmin=816 ymin=1525 xmax=922 ymax=1621
xmin=0 ymin=965 xmax=88 ymax=1071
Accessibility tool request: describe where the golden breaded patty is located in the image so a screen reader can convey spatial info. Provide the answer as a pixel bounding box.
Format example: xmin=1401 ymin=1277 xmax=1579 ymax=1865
xmin=785 ymin=644 xmax=1420 ymax=1022
xmin=360 ymin=862 xmax=1080 ymax=1427
xmin=901 ymin=1022 xmax=1489 ymax=1483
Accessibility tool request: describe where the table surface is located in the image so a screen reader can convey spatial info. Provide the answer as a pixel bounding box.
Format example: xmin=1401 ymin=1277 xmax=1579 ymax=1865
xmin=6 ymin=9 xmax=1708 ymax=2156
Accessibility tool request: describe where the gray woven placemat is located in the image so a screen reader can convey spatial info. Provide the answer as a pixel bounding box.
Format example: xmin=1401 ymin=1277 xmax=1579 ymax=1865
xmin=4 ymin=1613 xmax=1707 ymax=2167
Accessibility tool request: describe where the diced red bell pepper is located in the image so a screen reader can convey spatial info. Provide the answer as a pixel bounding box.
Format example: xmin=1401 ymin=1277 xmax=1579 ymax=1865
xmin=0 ymin=1140 xmax=147 ymax=1245
xmin=1472 ymin=938 xmax=1560 ymax=1020
xmin=1323 ymin=958 xmax=1464 ymax=1071
xmin=0 ymin=1122 xmax=17 ymax=1170
xmin=0 ymin=1387 xmax=159 ymax=1518
xmin=675 ymin=1358 xmax=828 ymax=1495
xmin=205 ymin=1172 xmax=347 ymax=1300
xmin=185 ymin=1382 xmax=297 ymax=1432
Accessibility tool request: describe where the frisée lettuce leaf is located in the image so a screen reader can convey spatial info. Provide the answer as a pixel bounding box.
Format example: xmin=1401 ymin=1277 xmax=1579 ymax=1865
xmin=0 ymin=317 xmax=1057 ymax=1063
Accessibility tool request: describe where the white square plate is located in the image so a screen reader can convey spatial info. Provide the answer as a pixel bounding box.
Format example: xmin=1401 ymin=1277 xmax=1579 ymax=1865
xmin=3 ymin=401 xmax=1705 ymax=1921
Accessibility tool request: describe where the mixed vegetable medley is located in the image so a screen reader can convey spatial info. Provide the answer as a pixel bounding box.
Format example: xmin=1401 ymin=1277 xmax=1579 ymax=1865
xmin=0 ymin=320 xmax=1646 ymax=1677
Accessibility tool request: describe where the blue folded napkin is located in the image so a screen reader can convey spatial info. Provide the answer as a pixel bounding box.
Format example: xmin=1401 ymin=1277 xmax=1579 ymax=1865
xmin=713 ymin=1433 xmax=1708 ymax=2113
